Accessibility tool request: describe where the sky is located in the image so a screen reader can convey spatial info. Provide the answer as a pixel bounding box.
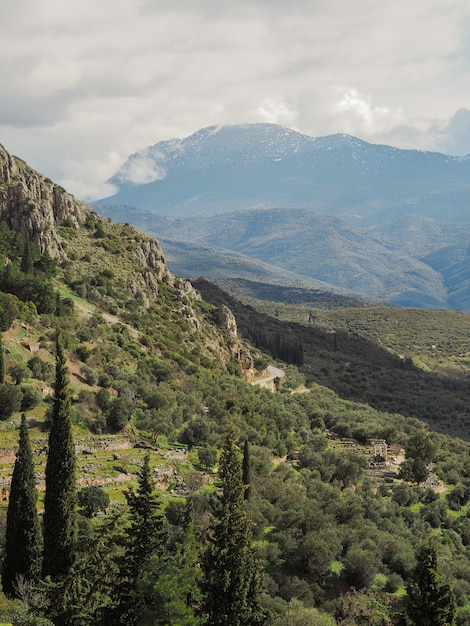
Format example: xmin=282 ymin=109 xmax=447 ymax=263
xmin=2 ymin=0 xmax=470 ymax=200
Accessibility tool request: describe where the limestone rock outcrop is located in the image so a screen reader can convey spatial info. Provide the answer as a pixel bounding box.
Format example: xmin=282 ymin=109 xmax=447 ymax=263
xmin=134 ymin=239 xmax=172 ymax=284
xmin=217 ymin=304 xmax=238 ymax=336
xmin=0 ymin=143 xmax=89 ymax=257
xmin=0 ymin=142 xmax=176 ymax=298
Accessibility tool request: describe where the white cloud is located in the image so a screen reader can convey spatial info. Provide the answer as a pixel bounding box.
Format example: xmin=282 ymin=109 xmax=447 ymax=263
xmin=333 ymin=88 xmax=405 ymax=136
xmin=117 ymin=153 xmax=167 ymax=186
xmin=257 ymin=100 xmax=298 ymax=127
xmin=435 ymin=108 xmax=470 ymax=155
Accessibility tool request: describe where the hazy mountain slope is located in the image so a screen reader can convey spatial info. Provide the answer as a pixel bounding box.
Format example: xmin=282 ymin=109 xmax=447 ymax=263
xmin=423 ymin=244 xmax=470 ymax=310
xmin=368 ymin=215 xmax=470 ymax=257
xmin=159 ymin=237 xmax=342 ymax=289
xmin=107 ymin=207 xmax=447 ymax=306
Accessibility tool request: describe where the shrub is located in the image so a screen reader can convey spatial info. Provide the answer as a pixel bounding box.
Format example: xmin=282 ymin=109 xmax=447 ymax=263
xmin=80 ymin=365 xmax=98 ymax=386
xmin=75 ymin=344 xmax=91 ymax=362
xmin=76 ymin=326 xmax=94 ymax=342
xmin=20 ymin=386 xmax=42 ymax=411
xmin=95 ymin=388 xmax=111 ymax=412
xmin=94 ymin=222 xmax=106 ymax=238
xmin=198 ymin=445 xmax=218 ymax=469
xmin=226 ymin=359 xmax=242 ymax=377
xmin=107 ymin=398 xmax=133 ymax=432
xmin=0 ymin=384 xmax=22 ymax=420
xmin=384 ymin=571 xmax=404 ymax=593
xmin=165 ymin=499 xmax=187 ymax=525
xmin=78 ymin=486 xmax=110 ymax=517
xmin=0 ymin=292 xmax=18 ymax=330
xmin=98 ymin=373 xmax=112 ymax=388
xmin=343 ymin=547 xmax=379 ymax=589
xmin=9 ymin=362 xmax=31 ymax=385
xmin=27 ymin=356 xmax=54 ymax=381
xmin=447 ymin=484 xmax=470 ymax=511
xmin=179 ymin=418 xmax=210 ymax=450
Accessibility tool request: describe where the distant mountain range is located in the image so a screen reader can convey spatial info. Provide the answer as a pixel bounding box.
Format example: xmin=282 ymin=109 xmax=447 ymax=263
xmin=94 ymin=123 xmax=470 ymax=310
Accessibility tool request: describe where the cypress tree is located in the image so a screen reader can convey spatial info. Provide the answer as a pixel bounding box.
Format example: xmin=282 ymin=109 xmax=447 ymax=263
xmin=109 ymin=453 xmax=168 ymax=626
xmin=406 ymin=541 xmax=456 ymax=625
xmin=3 ymin=262 xmax=13 ymax=287
xmin=20 ymin=238 xmax=34 ymax=275
xmin=3 ymin=414 xmax=43 ymax=596
xmin=0 ymin=333 xmax=5 ymax=385
xmin=42 ymin=332 xmax=77 ymax=579
xmin=138 ymin=501 xmax=201 ymax=625
xmin=200 ymin=428 xmax=267 ymax=626
xmin=45 ymin=515 xmax=122 ymax=626
xmin=242 ymin=439 xmax=251 ymax=500
xmin=55 ymin=292 xmax=62 ymax=317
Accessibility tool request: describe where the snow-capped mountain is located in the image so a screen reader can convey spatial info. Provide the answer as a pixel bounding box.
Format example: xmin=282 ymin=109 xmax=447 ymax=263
xmin=95 ymin=124 xmax=470 ymax=310
xmin=99 ymin=123 xmax=470 ymax=225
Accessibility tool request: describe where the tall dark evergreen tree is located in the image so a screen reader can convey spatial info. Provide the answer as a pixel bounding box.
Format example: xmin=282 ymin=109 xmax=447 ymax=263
xmin=405 ymin=541 xmax=456 ymax=625
xmin=44 ymin=515 xmax=122 ymax=626
xmin=138 ymin=502 xmax=201 ymax=625
xmin=55 ymin=292 xmax=63 ymax=317
xmin=200 ymin=428 xmax=267 ymax=626
xmin=242 ymin=439 xmax=251 ymax=500
xmin=109 ymin=453 xmax=169 ymax=626
xmin=0 ymin=333 xmax=5 ymax=385
xmin=42 ymin=332 xmax=77 ymax=579
xmin=3 ymin=414 xmax=43 ymax=596
xmin=20 ymin=238 xmax=34 ymax=275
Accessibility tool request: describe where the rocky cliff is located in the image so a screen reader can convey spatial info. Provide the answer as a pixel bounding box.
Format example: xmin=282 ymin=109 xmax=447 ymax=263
xmin=0 ymin=143 xmax=91 ymax=257
xmin=0 ymin=142 xmax=175 ymax=296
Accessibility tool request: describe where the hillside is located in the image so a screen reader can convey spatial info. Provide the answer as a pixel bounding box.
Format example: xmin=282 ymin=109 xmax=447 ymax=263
xmin=0 ymin=139 xmax=263 ymax=466
xmin=3 ymin=142 xmax=470 ymax=624
xmin=133 ymin=208 xmax=448 ymax=306
xmin=94 ymin=123 xmax=470 ymax=310
xmin=159 ymin=236 xmax=339 ymax=291
xmin=193 ymin=278 xmax=470 ymax=440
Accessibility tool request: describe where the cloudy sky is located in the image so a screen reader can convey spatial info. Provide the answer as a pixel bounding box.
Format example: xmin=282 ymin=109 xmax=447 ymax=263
xmin=2 ymin=0 xmax=470 ymax=200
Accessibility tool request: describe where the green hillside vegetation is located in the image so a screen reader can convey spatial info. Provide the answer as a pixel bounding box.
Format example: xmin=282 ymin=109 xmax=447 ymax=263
xmin=221 ymin=278 xmax=470 ymax=373
xmin=1 ymin=204 xmax=470 ymax=624
xmin=195 ymin=278 xmax=470 ymax=440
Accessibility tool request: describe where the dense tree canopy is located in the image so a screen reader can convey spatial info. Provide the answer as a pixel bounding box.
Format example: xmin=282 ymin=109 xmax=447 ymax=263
xmin=2 ymin=208 xmax=470 ymax=624
xmin=108 ymin=454 xmax=169 ymax=625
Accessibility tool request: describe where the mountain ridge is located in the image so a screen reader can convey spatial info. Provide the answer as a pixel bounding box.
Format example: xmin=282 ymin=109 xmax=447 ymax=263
xmin=95 ymin=123 xmax=470 ymax=310
xmin=99 ymin=122 xmax=470 ymax=223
